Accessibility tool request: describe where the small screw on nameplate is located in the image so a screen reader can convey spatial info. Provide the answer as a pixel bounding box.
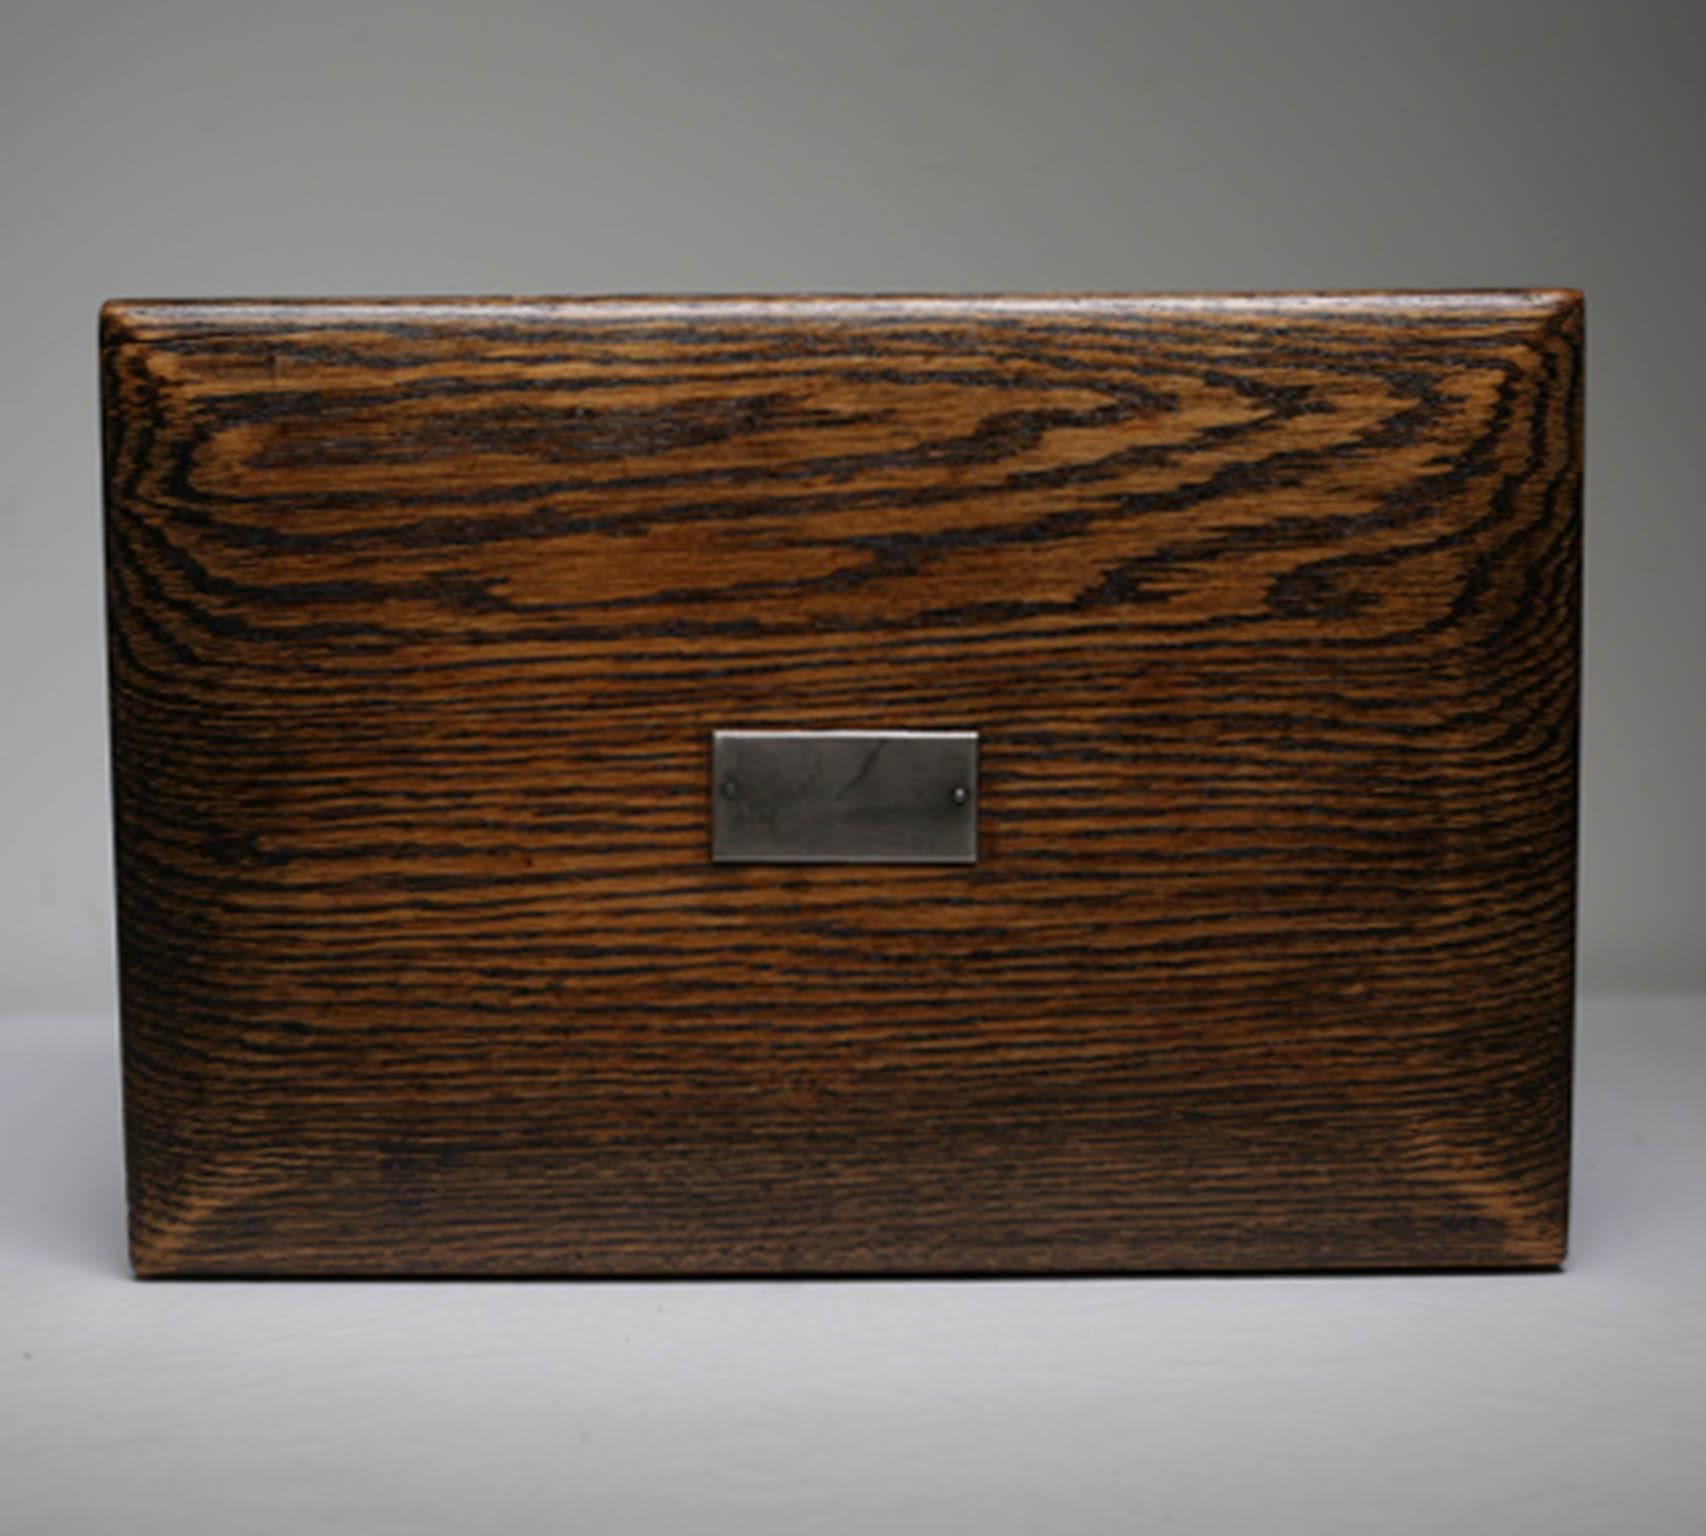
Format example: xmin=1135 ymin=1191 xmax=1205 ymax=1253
xmin=952 ymin=785 xmax=969 ymax=805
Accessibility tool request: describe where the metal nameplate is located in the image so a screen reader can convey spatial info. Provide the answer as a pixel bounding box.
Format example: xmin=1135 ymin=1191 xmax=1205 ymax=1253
xmin=711 ymin=730 xmax=978 ymax=864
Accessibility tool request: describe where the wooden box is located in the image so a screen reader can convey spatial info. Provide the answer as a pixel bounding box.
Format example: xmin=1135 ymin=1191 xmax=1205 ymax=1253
xmin=101 ymin=293 xmax=1582 ymax=1276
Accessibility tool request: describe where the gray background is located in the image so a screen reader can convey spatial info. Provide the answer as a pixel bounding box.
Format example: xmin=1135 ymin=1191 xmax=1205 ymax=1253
xmin=2 ymin=0 xmax=1703 ymax=1005
xmin=3 ymin=4 xmax=1704 ymax=1533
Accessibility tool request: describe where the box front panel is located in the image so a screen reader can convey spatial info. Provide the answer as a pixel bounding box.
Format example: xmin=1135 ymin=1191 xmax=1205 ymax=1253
xmin=103 ymin=295 xmax=1581 ymax=1274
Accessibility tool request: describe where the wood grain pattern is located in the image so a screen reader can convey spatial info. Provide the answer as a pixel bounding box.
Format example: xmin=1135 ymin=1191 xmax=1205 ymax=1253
xmin=101 ymin=293 xmax=1582 ymax=1276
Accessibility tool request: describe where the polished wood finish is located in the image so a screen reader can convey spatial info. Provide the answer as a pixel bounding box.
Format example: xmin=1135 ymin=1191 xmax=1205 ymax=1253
xmin=101 ymin=293 xmax=1582 ymax=1276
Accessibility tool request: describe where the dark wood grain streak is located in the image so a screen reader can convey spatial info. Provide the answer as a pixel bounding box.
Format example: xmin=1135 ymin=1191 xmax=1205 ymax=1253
xmin=101 ymin=293 xmax=1582 ymax=1276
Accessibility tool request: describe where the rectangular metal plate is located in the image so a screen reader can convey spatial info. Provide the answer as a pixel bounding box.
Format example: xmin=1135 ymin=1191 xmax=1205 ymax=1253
xmin=711 ymin=730 xmax=978 ymax=864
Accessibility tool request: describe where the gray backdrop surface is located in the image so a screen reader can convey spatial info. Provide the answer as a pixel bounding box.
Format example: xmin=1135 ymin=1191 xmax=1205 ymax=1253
xmin=2 ymin=0 xmax=1701 ymax=1006
xmin=4 ymin=10 xmax=1705 ymax=1536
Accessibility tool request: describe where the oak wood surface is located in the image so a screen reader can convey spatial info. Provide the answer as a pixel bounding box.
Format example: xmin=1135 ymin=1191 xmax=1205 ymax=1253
xmin=101 ymin=293 xmax=1582 ymax=1275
